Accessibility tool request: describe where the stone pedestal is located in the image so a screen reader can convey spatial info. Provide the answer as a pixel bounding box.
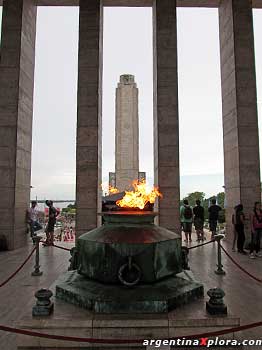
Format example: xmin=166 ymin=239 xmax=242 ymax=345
xmin=32 ymin=289 xmax=54 ymax=316
xmin=56 ymin=270 xmax=203 ymax=313
xmin=16 ymin=304 xmax=240 ymax=349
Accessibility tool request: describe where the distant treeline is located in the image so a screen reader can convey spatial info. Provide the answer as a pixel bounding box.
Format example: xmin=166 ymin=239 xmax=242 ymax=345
xmin=181 ymin=191 xmax=225 ymax=222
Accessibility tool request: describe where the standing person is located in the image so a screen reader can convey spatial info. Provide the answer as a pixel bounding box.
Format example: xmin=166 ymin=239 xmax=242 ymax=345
xmin=58 ymin=227 xmax=63 ymax=242
xmin=250 ymin=201 xmax=262 ymax=259
xmin=193 ymin=200 xmax=205 ymax=242
xmin=44 ymin=200 xmax=58 ymax=246
xmin=208 ymin=199 xmax=222 ymax=239
xmin=69 ymin=226 xmax=74 ymax=240
xmin=233 ymin=204 xmax=246 ymax=254
xmin=180 ymin=199 xmax=193 ymax=243
xmin=26 ymin=201 xmax=42 ymax=238
xmin=231 ymin=205 xmax=238 ymax=252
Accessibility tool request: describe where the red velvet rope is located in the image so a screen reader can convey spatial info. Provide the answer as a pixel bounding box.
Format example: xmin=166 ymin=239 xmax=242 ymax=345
xmin=220 ymin=243 xmax=262 ymax=283
xmin=0 ymin=320 xmax=262 ymax=344
xmin=188 ymin=239 xmax=215 ymax=250
xmin=40 ymin=240 xmax=71 ymax=251
xmin=0 ymin=247 xmax=36 ymax=288
xmin=52 ymin=244 xmax=71 ymax=251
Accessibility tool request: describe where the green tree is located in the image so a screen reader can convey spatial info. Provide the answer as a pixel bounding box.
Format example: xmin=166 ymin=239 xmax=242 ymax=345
xmin=67 ymin=203 xmax=76 ymax=209
xmin=62 ymin=202 xmax=76 ymax=214
xmin=217 ymin=192 xmax=225 ymax=209
xmin=183 ymin=192 xmax=205 ymax=207
xmin=217 ymin=192 xmax=225 ymax=223
xmin=180 ymin=192 xmax=226 ymax=223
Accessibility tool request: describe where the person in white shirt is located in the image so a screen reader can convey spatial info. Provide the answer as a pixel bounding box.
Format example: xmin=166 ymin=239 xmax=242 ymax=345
xmin=26 ymin=201 xmax=42 ymax=237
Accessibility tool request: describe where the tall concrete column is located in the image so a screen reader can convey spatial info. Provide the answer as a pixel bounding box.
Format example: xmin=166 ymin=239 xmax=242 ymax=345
xmin=219 ymin=0 xmax=261 ymax=235
xmin=0 ymin=0 xmax=37 ymax=250
xmin=153 ymin=0 xmax=180 ymax=232
xmin=76 ymin=0 xmax=103 ymax=237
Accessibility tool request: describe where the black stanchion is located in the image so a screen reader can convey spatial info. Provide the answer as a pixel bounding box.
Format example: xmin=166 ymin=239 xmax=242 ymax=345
xmin=32 ymin=236 xmax=43 ymax=276
xmin=214 ymin=233 xmax=226 ymax=275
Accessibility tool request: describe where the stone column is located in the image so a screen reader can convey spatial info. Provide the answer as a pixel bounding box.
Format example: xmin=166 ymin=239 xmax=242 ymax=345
xmin=219 ymin=0 xmax=261 ymax=236
xmin=0 ymin=0 xmax=37 ymax=250
xmin=76 ymin=0 xmax=103 ymax=237
xmin=153 ymin=0 xmax=180 ymax=232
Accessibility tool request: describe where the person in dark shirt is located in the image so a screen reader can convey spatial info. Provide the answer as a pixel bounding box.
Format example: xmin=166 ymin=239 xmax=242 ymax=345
xmin=44 ymin=200 xmax=58 ymax=246
xmin=208 ymin=199 xmax=222 ymax=239
xmin=180 ymin=199 xmax=193 ymax=243
xmin=250 ymin=201 xmax=262 ymax=258
xmin=233 ymin=204 xmax=246 ymax=254
xmin=231 ymin=205 xmax=238 ymax=252
xmin=193 ymin=200 xmax=205 ymax=242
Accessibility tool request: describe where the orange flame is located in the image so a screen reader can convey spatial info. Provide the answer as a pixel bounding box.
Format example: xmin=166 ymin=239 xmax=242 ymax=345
xmin=101 ymin=182 xmax=119 ymax=195
xmin=116 ymin=179 xmax=162 ymax=210
xmin=109 ymin=186 xmax=119 ymax=194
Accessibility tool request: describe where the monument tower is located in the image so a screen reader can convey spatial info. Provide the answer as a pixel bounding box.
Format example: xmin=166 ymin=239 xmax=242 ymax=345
xmin=110 ymin=74 xmax=145 ymax=191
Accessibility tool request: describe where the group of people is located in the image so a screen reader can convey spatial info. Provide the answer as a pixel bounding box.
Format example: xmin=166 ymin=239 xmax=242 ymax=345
xmin=180 ymin=198 xmax=262 ymax=259
xmin=26 ymin=200 xmax=59 ymax=246
xmin=232 ymin=201 xmax=262 ymax=258
xmin=27 ymin=197 xmax=262 ymax=258
xmin=180 ymin=198 xmax=222 ymax=243
xmin=56 ymin=226 xmax=75 ymax=242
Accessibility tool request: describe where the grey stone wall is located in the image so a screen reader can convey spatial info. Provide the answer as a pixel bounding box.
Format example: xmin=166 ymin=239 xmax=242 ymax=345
xmin=0 ymin=0 xmax=37 ymax=249
xmin=76 ymin=0 xmax=103 ymax=237
xmin=219 ymin=0 xmax=261 ymax=235
xmin=153 ymin=0 xmax=180 ymax=233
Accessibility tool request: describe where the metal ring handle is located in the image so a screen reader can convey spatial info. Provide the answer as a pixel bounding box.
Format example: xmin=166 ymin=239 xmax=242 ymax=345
xmin=118 ymin=259 xmax=141 ymax=287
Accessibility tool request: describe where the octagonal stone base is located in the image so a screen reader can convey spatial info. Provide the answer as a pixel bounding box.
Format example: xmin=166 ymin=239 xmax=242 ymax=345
xmin=56 ymin=270 xmax=204 ymax=313
xmin=76 ymin=212 xmax=182 ymax=284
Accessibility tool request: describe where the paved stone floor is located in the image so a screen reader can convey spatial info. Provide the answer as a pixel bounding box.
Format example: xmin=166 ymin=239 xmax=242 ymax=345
xmin=0 ymin=231 xmax=262 ymax=349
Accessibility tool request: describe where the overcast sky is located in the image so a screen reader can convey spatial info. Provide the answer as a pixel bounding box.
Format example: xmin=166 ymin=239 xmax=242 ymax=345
xmin=0 ymin=7 xmax=262 ymax=199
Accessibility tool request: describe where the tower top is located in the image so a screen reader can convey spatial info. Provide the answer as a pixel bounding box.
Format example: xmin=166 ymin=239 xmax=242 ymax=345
xmin=120 ymin=74 xmax=135 ymax=84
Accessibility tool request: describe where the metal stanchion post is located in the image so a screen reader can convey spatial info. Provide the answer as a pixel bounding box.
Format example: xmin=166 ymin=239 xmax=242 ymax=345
xmin=32 ymin=236 xmax=43 ymax=276
xmin=215 ymin=233 xmax=226 ymax=275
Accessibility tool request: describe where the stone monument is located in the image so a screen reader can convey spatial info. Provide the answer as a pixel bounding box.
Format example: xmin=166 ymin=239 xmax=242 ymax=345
xmin=109 ymin=74 xmax=146 ymax=191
